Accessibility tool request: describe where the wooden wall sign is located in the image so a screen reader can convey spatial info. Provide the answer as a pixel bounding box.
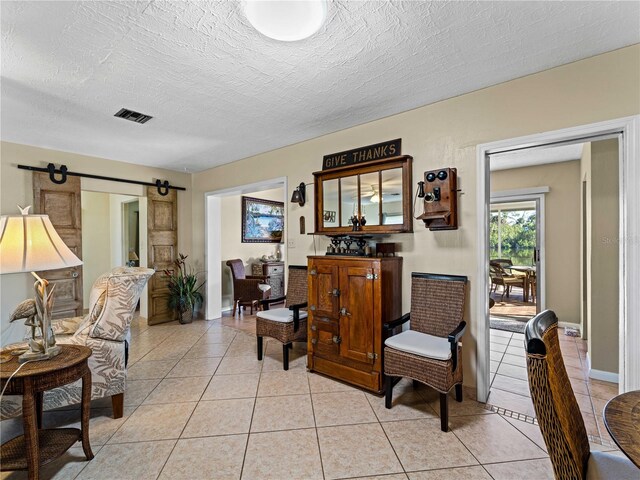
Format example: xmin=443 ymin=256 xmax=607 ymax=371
xmin=322 ymin=139 xmax=401 ymax=170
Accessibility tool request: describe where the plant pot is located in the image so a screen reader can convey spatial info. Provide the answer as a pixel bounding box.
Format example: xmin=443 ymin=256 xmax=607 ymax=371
xmin=178 ymin=308 xmax=193 ymax=324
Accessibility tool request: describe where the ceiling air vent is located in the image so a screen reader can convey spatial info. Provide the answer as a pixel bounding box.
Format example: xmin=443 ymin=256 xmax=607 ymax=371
xmin=114 ymin=108 xmax=153 ymax=124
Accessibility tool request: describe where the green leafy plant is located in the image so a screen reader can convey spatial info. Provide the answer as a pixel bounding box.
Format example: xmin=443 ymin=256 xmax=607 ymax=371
xmin=164 ymin=254 xmax=205 ymax=322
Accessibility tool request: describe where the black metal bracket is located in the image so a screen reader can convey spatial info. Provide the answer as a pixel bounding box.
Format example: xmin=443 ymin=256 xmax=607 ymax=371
xmin=19 ymin=163 xmax=186 ymax=196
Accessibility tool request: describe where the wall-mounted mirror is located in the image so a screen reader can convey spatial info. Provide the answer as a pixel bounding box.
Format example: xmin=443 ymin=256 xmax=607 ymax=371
xmin=314 ymin=155 xmax=413 ymax=235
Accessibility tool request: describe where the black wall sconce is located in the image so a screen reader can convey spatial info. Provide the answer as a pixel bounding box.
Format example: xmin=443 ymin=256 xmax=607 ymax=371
xmin=291 ymin=182 xmax=306 ymax=206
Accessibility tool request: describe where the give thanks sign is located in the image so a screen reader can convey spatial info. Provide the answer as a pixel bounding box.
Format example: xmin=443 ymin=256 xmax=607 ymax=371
xmin=322 ymin=139 xmax=401 ymax=170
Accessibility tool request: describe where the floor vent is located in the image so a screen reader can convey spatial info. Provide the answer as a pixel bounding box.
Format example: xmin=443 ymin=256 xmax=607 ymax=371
xmin=114 ymin=108 xmax=153 ymax=124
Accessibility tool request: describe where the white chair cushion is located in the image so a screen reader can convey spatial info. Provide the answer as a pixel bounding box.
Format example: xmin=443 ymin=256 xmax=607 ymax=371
xmin=586 ymin=450 xmax=639 ymax=480
xmin=257 ymin=308 xmax=308 ymax=323
xmin=384 ymin=330 xmax=452 ymax=361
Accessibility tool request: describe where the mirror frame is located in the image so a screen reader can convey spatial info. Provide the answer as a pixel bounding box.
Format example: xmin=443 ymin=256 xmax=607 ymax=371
xmin=313 ymin=155 xmax=413 ymax=234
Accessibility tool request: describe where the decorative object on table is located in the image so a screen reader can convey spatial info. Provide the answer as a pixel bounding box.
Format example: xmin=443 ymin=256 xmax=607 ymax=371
xmin=164 ymin=254 xmax=205 ymax=324
xmin=242 ymin=196 xmax=285 ymax=243
xmin=325 ymin=235 xmax=373 ymax=257
xmin=0 ymin=206 xmax=83 ymax=363
xmin=127 ymin=250 xmax=139 ymax=267
xmin=416 ymin=167 xmax=459 ymax=230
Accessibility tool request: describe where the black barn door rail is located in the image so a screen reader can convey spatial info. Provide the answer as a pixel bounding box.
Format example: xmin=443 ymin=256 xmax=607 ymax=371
xmin=17 ymin=163 xmax=186 ymax=196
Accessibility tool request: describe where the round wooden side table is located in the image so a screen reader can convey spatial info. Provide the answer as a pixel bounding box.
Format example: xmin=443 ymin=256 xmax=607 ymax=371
xmin=0 ymin=344 xmax=94 ymax=480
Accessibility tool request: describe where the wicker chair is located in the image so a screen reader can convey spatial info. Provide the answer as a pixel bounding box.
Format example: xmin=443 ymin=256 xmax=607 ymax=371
xmin=490 ymin=262 xmax=526 ymax=301
xmin=226 ymin=259 xmax=271 ymax=316
xmin=383 ymin=272 xmax=467 ymax=432
xmin=525 ymin=310 xmax=637 ymax=479
xmin=256 ymin=265 xmax=308 ymax=371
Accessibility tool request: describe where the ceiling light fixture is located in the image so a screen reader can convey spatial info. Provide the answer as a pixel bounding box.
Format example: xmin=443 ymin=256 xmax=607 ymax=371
xmin=242 ymin=0 xmax=327 ymax=42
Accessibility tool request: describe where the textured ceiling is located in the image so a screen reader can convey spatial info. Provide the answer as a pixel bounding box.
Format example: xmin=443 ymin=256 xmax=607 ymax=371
xmin=1 ymin=1 xmax=638 ymax=172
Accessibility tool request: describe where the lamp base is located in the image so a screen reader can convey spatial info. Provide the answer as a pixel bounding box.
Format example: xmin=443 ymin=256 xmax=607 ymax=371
xmin=18 ymin=345 xmax=61 ymax=363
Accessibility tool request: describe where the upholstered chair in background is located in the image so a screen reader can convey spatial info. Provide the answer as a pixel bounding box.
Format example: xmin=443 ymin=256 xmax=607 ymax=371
xmin=226 ymin=259 xmax=271 ymax=316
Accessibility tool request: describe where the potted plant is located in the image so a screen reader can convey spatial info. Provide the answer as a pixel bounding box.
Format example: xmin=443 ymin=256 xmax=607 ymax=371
xmin=164 ymin=254 xmax=205 ymax=324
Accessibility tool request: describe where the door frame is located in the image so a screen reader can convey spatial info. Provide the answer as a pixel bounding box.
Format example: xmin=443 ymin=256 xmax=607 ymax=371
xmin=476 ymin=115 xmax=640 ymax=402
xmin=490 ymin=191 xmax=546 ymax=313
xmin=204 ymin=176 xmax=288 ymax=320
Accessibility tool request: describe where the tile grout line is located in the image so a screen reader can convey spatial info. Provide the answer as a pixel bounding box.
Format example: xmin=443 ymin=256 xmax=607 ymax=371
xmin=307 ymin=372 xmax=327 ymax=480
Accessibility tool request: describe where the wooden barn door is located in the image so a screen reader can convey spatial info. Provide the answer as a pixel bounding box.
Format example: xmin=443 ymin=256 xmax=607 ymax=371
xmin=147 ymin=186 xmax=178 ymax=325
xmin=33 ymin=173 xmax=83 ymax=318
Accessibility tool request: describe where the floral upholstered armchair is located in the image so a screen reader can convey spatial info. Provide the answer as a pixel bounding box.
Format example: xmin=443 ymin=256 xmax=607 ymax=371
xmin=1 ymin=267 xmax=154 ymax=420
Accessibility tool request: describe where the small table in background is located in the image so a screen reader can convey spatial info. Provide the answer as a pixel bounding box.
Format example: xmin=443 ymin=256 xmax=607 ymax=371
xmin=0 ymin=344 xmax=94 ymax=480
xmin=510 ymin=265 xmax=536 ymax=303
xmin=603 ymin=390 xmax=640 ymax=468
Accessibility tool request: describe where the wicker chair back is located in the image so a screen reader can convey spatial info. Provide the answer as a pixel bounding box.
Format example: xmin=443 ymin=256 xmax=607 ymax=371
xmin=525 ymin=310 xmax=590 ymax=480
xmin=284 ymin=266 xmax=308 ymax=308
xmin=409 ymin=273 xmax=467 ymax=338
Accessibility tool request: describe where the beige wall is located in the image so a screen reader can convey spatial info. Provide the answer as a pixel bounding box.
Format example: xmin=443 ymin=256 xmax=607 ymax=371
xmin=190 ymin=45 xmax=640 ymax=387
xmin=588 ymin=139 xmax=620 ymax=375
xmin=491 ymin=161 xmax=581 ymax=324
xmin=220 ymin=187 xmax=285 ymax=309
xmin=0 ymin=142 xmax=191 ymax=345
xmin=81 ymin=191 xmax=112 ymax=306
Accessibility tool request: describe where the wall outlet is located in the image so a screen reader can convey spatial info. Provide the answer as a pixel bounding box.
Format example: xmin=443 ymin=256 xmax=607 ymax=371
xmin=287 ymin=239 xmax=296 ymax=248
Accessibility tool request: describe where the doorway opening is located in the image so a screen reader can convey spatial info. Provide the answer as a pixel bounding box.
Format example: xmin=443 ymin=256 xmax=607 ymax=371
xmin=489 ymin=199 xmax=540 ymax=327
xmin=477 ymin=116 xmax=640 ymax=447
xmin=81 ymin=191 xmax=148 ymax=318
xmin=205 ymin=177 xmax=288 ymax=327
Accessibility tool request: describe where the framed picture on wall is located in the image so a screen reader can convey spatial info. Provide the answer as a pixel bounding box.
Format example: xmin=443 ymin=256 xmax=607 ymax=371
xmin=241 ymin=196 xmax=284 ymax=243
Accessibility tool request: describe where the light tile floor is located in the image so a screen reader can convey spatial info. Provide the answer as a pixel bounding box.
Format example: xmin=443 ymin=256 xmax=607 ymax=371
xmin=488 ymin=327 xmax=620 ymax=447
xmin=1 ymin=317 xmax=620 ymax=480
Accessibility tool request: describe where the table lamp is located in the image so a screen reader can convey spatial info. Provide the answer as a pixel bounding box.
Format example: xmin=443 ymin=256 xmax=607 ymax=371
xmin=0 ymin=206 xmax=83 ymax=363
xmin=128 ymin=250 xmax=139 ymax=267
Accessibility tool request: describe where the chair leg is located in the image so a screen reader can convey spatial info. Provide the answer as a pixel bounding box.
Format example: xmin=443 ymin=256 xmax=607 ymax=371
xmin=455 ymin=384 xmax=463 ymax=402
xmin=412 ymin=379 xmax=420 ymax=390
xmin=257 ymin=336 xmax=263 ymax=361
xmin=232 ymin=300 xmax=237 ymax=317
xmin=385 ymin=375 xmax=394 ymax=409
xmin=282 ymin=343 xmax=290 ymax=371
xmin=112 ymin=393 xmax=124 ymax=419
xmin=288 ymin=343 xmax=293 ymax=349
xmin=440 ymin=392 xmax=448 ymax=432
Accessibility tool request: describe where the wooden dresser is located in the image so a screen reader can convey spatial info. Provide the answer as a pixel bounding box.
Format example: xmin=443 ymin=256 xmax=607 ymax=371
xmin=253 ymin=261 xmax=285 ymax=298
xmin=307 ymin=256 xmax=402 ymax=393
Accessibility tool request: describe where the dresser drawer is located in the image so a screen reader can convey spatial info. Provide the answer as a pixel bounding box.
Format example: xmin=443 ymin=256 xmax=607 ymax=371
xmin=265 ymin=264 xmax=284 ymax=275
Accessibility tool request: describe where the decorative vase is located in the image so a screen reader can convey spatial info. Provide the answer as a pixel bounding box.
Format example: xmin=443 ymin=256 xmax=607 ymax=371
xmin=178 ymin=307 xmax=193 ymax=324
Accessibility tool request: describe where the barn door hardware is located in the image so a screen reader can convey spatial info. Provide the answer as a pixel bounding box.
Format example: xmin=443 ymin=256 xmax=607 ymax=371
xmin=18 ymin=163 xmax=186 ymax=196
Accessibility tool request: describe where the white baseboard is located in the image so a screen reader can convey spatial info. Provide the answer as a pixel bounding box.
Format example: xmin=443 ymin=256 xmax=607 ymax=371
xmin=585 ymin=353 xmax=619 ymax=383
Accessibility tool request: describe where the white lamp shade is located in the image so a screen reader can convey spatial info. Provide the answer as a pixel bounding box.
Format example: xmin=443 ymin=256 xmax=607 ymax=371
xmin=0 ymin=214 xmax=82 ymax=274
